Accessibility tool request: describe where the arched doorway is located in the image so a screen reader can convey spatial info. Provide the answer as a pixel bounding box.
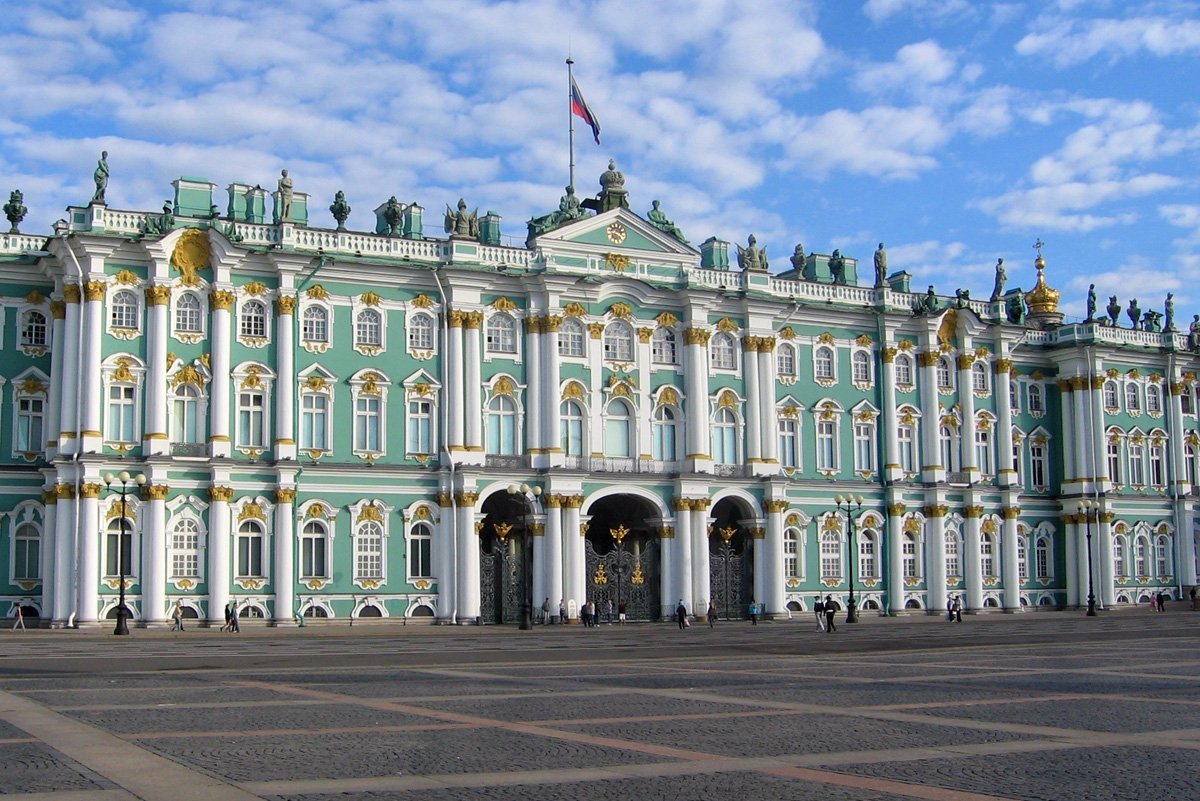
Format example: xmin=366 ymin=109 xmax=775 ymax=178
xmin=479 ymin=491 xmax=531 ymax=624
xmin=709 ymin=497 xmax=754 ymax=620
xmin=584 ymin=495 xmax=661 ymax=620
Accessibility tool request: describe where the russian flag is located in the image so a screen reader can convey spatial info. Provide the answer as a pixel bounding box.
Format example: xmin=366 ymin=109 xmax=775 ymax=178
xmin=570 ymin=75 xmax=601 ymax=144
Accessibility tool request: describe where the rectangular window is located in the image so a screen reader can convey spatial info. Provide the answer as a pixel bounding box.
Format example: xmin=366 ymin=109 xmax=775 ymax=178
xmin=355 ymin=396 xmax=381 ymax=452
xmin=1030 ymin=442 xmax=1048 ymax=489
xmin=784 ymin=534 xmax=798 ymax=578
xmin=779 ymin=418 xmax=799 ymax=469
xmin=356 ymin=533 xmax=383 ymax=579
xmin=300 ymin=393 xmax=328 ymax=451
xmin=170 ymin=531 xmax=199 ymax=577
xmin=105 ymin=529 xmax=133 ymax=576
xmin=902 ymin=538 xmax=918 ymax=578
xmin=860 ymin=537 xmax=877 ymax=578
xmin=975 ymin=429 xmax=992 ymax=476
xmin=1129 ymin=445 xmax=1145 ymax=486
xmin=820 ymin=537 xmax=840 ymax=579
xmin=899 ymin=426 xmax=916 ymax=473
xmin=301 ymin=535 xmax=327 ymax=579
xmin=853 ymin=422 xmax=875 ymax=472
xmin=1107 ymin=440 xmax=1121 ymax=484
xmin=237 ymin=391 xmax=266 ymax=448
xmin=817 ymin=420 xmax=837 ymax=471
xmin=14 ymin=532 xmax=39 ymax=581
xmin=237 ymin=533 xmax=263 ymax=578
xmin=407 ymin=399 xmax=432 ymax=455
xmin=981 ymin=539 xmax=995 ymax=577
xmin=409 ymin=535 xmax=432 ymax=578
xmin=107 ymin=385 xmax=137 ymax=443
xmin=16 ymin=397 xmax=44 ymax=452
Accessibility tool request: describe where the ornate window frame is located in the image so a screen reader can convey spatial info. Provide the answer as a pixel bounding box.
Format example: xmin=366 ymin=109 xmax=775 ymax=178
xmin=7 ymin=501 xmax=44 ymax=588
xmin=231 ymin=495 xmax=274 ymax=590
xmin=11 ymin=370 xmax=48 ymax=460
xmin=236 ymin=292 xmax=272 ymax=349
xmin=165 ymin=497 xmax=208 ymax=591
xmin=300 ymin=292 xmax=333 ymax=354
xmin=297 ymin=365 xmax=336 ymax=458
xmin=350 ymin=499 xmax=393 ymax=590
xmin=349 ymin=369 xmax=390 ymax=461
xmin=17 ymin=302 xmax=50 ymax=356
xmin=102 ymin=355 xmax=146 ymax=451
xmin=170 ymin=288 xmax=208 ymax=344
xmin=231 ymin=362 xmax=275 ymax=456
xmin=107 ymin=283 xmax=143 ymax=340
xmin=298 ymin=500 xmax=336 ymax=589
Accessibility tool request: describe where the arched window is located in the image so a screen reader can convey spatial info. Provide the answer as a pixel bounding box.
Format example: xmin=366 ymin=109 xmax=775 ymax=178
xmin=778 ymin=416 xmax=800 ymax=469
xmin=1036 ymin=534 xmax=1053 ymax=579
xmin=355 ymin=521 xmax=384 ymax=580
xmin=171 ymin=384 xmax=203 ymax=444
xmin=486 ymin=394 xmax=518 ymax=455
xmin=603 ymin=321 xmax=634 ymax=362
xmin=651 ymin=328 xmax=677 ymax=365
xmin=170 ymin=518 xmax=200 ymax=579
xmin=814 ymin=346 xmax=835 ymax=380
xmin=980 ymin=533 xmax=996 ymax=577
xmin=560 ymin=399 xmax=584 ymax=457
xmin=409 ymin=522 xmax=433 ymax=579
xmin=105 ymin=518 xmax=133 ymax=577
xmin=302 ymin=306 xmax=329 ymax=343
xmin=895 ymin=354 xmax=913 ymax=387
xmin=175 ymin=292 xmax=203 ymax=333
xmin=945 ymin=529 xmax=961 ymax=577
xmin=1155 ymin=534 xmax=1171 ymax=577
xmin=1017 ymin=534 xmax=1028 ymax=581
xmin=783 ymin=527 xmax=800 ymax=579
xmin=902 ymin=532 xmax=919 ymax=578
xmin=852 ymin=351 xmax=872 ymax=384
xmin=558 ymin=318 xmax=585 ymax=357
xmin=20 ymin=310 xmax=47 ymax=347
xmin=1183 ymin=385 xmax=1196 ymax=415
xmin=604 ymin=399 xmax=633 ymax=457
xmin=1113 ymin=536 xmax=1127 ymax=578
xmin=936 ymin=357 xmax=953 ymax=390
xmin=1028 ymin=383 xmax=1043 ymax=412
xmin=1149 ymin=437 xmax=1166 ymax=487
xmin=972 ymin=361 xmax=988 ymax=393
xmin=236 ymin=520 xmax=264 ymax=578
xmin=241 ymin=300 xmax=267 ymax=339
xmin=1125 ymin=383 xmax=1140 ymax=412
xmin=1009 ymin=380 xmax=1020 ymax=412
xmin=820 ymin=530 xmax=841 ymax=579
xmin=485 ymin=313 xmax=516 ymax=354
xmin=1107 ymin=430 xmax=1123 ymax=485
xmin=1134 ymin=535 xmax=1149 ymax=576
xmin=859 ymin=529 xmax=878 ymax=578
xmin=408 ymin=313 xmax=434 ymax=351
xmin=776 ymin=343 xmax=796 ymax=377
xmin=356 ymin=309 xmax=382 ymax=347
xmin=898 ymin=419 xmax=918 ymax=474
xmin=712 ymin=407 xmax=738 ymax=464
xmin=1103 ymin=381 xmax=1119 ymax=410
xmin=652 ymin=405 xmax=677 ymax=462
xmin=13 ymin=522 xmax=40 ymax=581
xmin=300 ymin=520 xmax=328 ymax=579
xmin=1029 ymin=436 xmax=1049 ymax=489
xmin=1146 ymin=384 xmax=1162 ymax=414
xmin=111 ymin=289 xmax=139 ymax=330
xmin=710 ymin=332 xmax=736 ymax=370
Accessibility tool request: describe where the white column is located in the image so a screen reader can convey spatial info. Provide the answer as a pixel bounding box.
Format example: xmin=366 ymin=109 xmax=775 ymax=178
xmin=544 ymin=499 xmax=563 ymax=621
xmin=636 ymin=326 xmax=652 ymax=460
xmin=673 ymin=500 xmax=693 ymax=615
xmin=544 ymin=318 xmax=562 ymax=464
xmin=144 ymin=287 xmax=170 ymax=455
xmin=46 ymin=303 xmax=66 ymax=459
xmin=1091 ymin=377 xmax=1110 ymax=489
xmin=881 ymin=348 xmax=901 ymax=483
xmin=1168 ymin=377 xmax=1189 ymax=494
xmin=456 ymin=494 xmax=481 ymax=621
xmin=1001 ymin=508 xmax=1021 ymax=610
xmin=562 ymin=498 xmax=583 ymax=619
xmin=52 ymin=486 xmax=76 ymax=624
xmin=964 ymin=510 xmax=983 ymax=611
xmin=691 ymin=504 xmax=711 ymax=612
xmin=1059 ymin=382 xmax=1076 ymax=484
xmin=274 ymin=298 xmax=296 ymax=459
xmin=40 ymin=491 xmax=58 ymax=621
xmin=273 ymin=488 xmax=295 ymax=624
xmin=525 ymin=317 xmax=542 ymax=457
xmin=76 ymin=482 xmax=102 ymax=624
xmin=659 ymin=524 xmax=675 ymax=620
xmin=684 ymin=328 xmax=711 ymax=467
xmin=446 ymin=313 xmax=465 ymax=454
xmin=207 ymin=487 xmax=232 ymax=625
xmin=1075 ymin=520 xmax=1090 ymax=609
xmin=758 ymin=344 xmax=778 ymax=465
xmin=1097 ymin=514 xmax=1115 ymax=607
xmin=752 ymin=527 xmax=766 ymax=612
xmin=435 ymin=495 xmax=456 ymax=622
xmin=209 ymin=290 xmax=233 ymax=457
xmin=919 ymin=352 xmax=943 ymax=483
xmin=1072 ymin=379 xmax=1090 ymax=484
xmin=925 ymin=511 xmax=947 ymax=613
xmin=80 ymin=282 xmax=105 ymax=452
xmin=995 ymin=359 xmax=1016 ymax=487
xmin=142 ymin=486 xmax=168 ymax=624
xmin=765 ymin=501 xmax=786 ymax=616
xmin=887 ymin=506 xmax=904 ymax=614
xmin=532 ymin=520 xmax=545 ymax=616
xmin=1064 ymin=519 xmax=1079 ymax=607
xmin=743 ymin=338 xmax=761 ymax=463
xmin=463 ymin=315 xmax=483 ymax=453
xmin=959 ymin=356 xmax=978 ymax=478
xmin=58 ymin=287 xmax=81 ymax=456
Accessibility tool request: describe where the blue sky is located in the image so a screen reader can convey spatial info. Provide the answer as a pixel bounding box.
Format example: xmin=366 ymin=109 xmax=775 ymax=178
xmin=2 ymin=0 xmax=1199 ymax=319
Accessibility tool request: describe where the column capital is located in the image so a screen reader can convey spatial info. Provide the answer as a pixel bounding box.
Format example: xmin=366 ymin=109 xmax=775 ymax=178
xmin=764 ymin=499 xmax=789 ymax=513
xmin=63 ymin=284 xmax=81 ymax=304
xmin=83 ymin=280 xmax=107 ymax=302
xmin=463 ymin=311 xmax=483 ymax=330
xmin=80 ymin=482 xmax=104 ymax=499
xmin=146 ymin=285 xmax=172 ymax=306
xmin=274 ymin=488 xmax=297 ymax=505
xmin=956 ymin=354 xmax=975 ymax=370
xmin=55 ymin=484 xmax=76 ymax=500
xmin=658 ymin=525 xmax=675 ymax=539
xmin=994 ymin=358 xmax=1013 ymax=373
xmin=882 ymin=346 xmax=897 ymax=363
xmin=923 ymin=504 xmax=949 ymax=518
xmin=210 ymin=289 xmax=236 ymax=311
xmin=275 ymin=295 xmax=296 ymax=315
xmin=437 ymin=492 xmax=453 ymax=507
xmin=964 ymin=505 xmax=984 ymax=518
xmin=456 ymin=490 xmax=480 ymax=505
xmin=684 ymin=327 xmax=711 ymax=346
xmin=918 ymin=351 xmax=939 ymax=367
xmin=1001 ymin=506 xmax=1021 ymax=519
xmin=208 ymin=485 xmax=234 ymax=503
xmin=887 ymin=502 xmax=907 ymax=516
xmin=142 ymin=484 xmax=170 ymax=501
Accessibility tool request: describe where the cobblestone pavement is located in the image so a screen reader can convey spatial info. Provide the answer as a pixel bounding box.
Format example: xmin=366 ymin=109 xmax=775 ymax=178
xmin=0 ymin=611 xmax=1197 ymax=800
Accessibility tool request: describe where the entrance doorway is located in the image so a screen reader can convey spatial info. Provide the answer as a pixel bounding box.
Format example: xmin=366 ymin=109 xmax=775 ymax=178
xmin=583 ymin=494 xmax=661 ymax=620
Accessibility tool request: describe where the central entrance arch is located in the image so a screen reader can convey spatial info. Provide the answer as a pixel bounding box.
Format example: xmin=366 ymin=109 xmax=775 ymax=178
xmin=583 ymin=494 xmax=661 ymax=620
xmin=478 ymin=490 xmax=531 ymax=624
xmin=709 ymin=496 xmax=755 ymax=620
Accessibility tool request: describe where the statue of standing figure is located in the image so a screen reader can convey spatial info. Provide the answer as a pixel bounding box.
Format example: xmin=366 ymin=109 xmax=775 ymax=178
xmin=277 ymin=169 xmax=294 ymax=222
xmin=736 ymin=235 xmax=768 ymax=272
xmin=1127 ymin=298 xmax=1141 ymax=330
xmin=1190 ymin=315 xmax=1200 ymax=351
xmin=828 ymin=248 xmax=846 ymax=285
xmin=990 ymin=258 xmax=1006 ymax=302
xmin=873 ymin=243 xmax=887 ymax=288
xmin=444 ymin=198 xmax=479 ymax=240
xmin=1085 ymin=284 xmax=1097 ymax=323
xmin=1106 ymin=296 xmax=1121 ymax=326
xmin=91 ymin=151 xmax=109 ymax=204
xmin=790 ymin=243 xmax=806 ymax=276
xmin=1165 ymin=292 xmax=1176 ymax=332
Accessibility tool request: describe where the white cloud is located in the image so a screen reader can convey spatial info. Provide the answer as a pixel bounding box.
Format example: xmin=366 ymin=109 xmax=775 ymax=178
xmin=772 ymin=106 xmax=949 ymax=179
xmin=862 ymin=0 xmax=974 ymax=23
xmin=854 ymin=40 xmax=958 ymax=94
xmin=1016 ymin=15 xmax=1200 ymax=67
xmin=977 ymin=173 xmax=1179 ymax=232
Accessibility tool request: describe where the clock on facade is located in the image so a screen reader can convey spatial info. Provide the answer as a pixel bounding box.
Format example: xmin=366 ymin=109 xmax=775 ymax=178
xmin=606 ymin=222 xmax=627 ymax=244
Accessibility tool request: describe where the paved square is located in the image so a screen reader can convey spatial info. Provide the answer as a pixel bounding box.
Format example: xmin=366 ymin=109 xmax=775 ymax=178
xmin=0 ymin=612 xmax=1197 ymax=800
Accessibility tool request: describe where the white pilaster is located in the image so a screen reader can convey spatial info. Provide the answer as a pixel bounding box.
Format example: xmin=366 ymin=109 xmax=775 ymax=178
xmin=435 ymin=497 xmax=456 ymax=623
xmin=684 ymin=328 xmax=711 ymax=470
xmin=76 ymin=484 xmax=102 ymax=624
xmin=209 ymin=290 xmax=233 ymax=457
xmin=58 ymin=288 xmax=81 ymax=456
xmin=673 ymin=499 xmax=693 ymax=614
xmin=52 ymin=487 xmax=76 ymax=624
xmin=659 ymin=525 xmax=675 ymax=619
xmin=925 ymin=512 xmax=947 ymax=613
xmin=525 ymin=318 xmax=542 ymax=460
xmin=80 ymin=283 xmax=105 ymax=451
xmin=142 ymin=486 xmax=168 ymax=624
xmin=274 ymin=298 xmax=296 ymax=459
xmin=995 ymin=359 xmax=1016 ymax=488
xmin=457 ymin=496 xmax=481 ymax=621
xmin=562 ymin=499 xmax=582 ymax=619
xmin=881 ymin=348 xmax=902 ymax=483
xmin=463 ymin=316 xmax=483 ymax=458
xmin=207 ymin=488 xmax=231 ymax=624
xmin=691 ymin=505 xmax=710 ymax=611
xmin=964 ymin=512 xmax=983 ymax=611
xmin=959 ymin=357 xmax=978 ymax=478
xmin=919 ymin=351 xmax=944 ymax=483
xmin=765 ymin=502 xmax=785 ymax=617
xmin=544 ymin=320 xmax=562 ymax=466
xmin=743 ymin=338 xmax=762 ymax=464
xmin=273 ymin=487 xmax=295 ymax=624
xmin=144 ymin=287 xmax=170 ymax=455
xmin=544 ymin=500 xmax=563 ymax=621
xmin=40 ymin=493 xmax=57 ymax=621
xmin=45 ymin=305 xmax=66 ymax=459
xmin=887 ymin=506 xmax=904 ymax=614
xmin=758 ymin=345 xmax=778 ymax=466
xmin=446 ymin=315 xmax=465 ymax=454
xmin=1001 ymin=510 xmax=1021 ymax=610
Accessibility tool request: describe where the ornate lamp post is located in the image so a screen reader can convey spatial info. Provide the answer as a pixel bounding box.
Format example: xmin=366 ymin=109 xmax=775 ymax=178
xmin=836 ymin=494 xmax=864 ymax=623
xmin=104 ymin=471 xmax=146 ymax=635
xmin=1078 ymin=499 xmax=1098 ymax=616
xmin=507 ymin=483 xmax=541 ymax=630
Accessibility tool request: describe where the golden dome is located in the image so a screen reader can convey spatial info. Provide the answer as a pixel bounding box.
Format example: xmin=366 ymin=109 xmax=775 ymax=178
xmin=1024 ymin=254 xmax=1060 ymax=315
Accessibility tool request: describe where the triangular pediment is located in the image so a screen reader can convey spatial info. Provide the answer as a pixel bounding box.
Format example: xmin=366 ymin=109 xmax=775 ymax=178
xmin=532 ymin=207 xmax=698 ymax=257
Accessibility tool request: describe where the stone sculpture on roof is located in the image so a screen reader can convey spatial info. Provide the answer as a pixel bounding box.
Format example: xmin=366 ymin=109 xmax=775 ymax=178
xmin=646 ymin=200 xmax=688 ymax=245
xmin=444 ymin=198 xmax=479 ymax=240
xmin=736 ymin=235 xmax=768 ymax=272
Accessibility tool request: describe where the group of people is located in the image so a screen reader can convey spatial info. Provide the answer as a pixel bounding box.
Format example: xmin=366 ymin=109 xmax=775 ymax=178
xmin=946 ymin=595 xmax=963 ymax=622
xmin=1148 ymin=592 xmax=1172 ymax=611
xmin=813 ymin=595 xmax=838 ymax=632
xmin=169 ymin=600 xmax=241 ymax=631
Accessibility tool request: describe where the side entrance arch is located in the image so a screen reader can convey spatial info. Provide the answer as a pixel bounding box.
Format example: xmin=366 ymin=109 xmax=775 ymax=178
xmin=709 ymin=496 xmax=755 ymax=620
xmin=479 ymin=490 xmax=531 ymax=624
xmin=583 ymin=494 xmax=661 ymax=620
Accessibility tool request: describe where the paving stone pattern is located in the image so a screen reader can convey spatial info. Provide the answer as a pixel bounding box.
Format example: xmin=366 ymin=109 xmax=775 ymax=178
xmin=0 ymin=741 xmax=115 ymax=794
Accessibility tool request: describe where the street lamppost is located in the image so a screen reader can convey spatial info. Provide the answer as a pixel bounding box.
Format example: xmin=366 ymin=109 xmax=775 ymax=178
xmin=507 ymin=483 xmax=541 ymax=630
xmin=836 ymin=494 xmax=864 ymax=623
xmin=104 ymin=471 xmax=146 ymax=635
xmin=1077 ymin=499 xmax=1098 ymax=616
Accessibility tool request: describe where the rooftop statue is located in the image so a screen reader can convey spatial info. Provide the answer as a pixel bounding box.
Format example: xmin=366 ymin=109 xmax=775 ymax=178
xmin=383 ymin=196 xmax=403 ymax=237
xmin=828 ymin=248 xmax=846 ymax=285
xmin=955 ymin=288 xmax=970 ymax=308
xmin=873 ymin=243 xmax=887 ymax=288
xmin=1165 ymin=292 xmax=1176 ymax=332
xmin=4 ymin=189 xmax=27 ymax=234
xmin=1190 ymin=315 xmax=1200 ymax=351
xmin=1127 ymin=298 xmax=1141 ymax=330
xmin=444 ymin=198 xmax=479 ymax=240
xmin=790 ymin=243 xmax=806 ymax=276
xmin=1143 ymin=309 xmax=1162 ymax=333
xmin=989 ymin=258 xmax=1006 ymax=302
xmin=736 ymin=234 xmax=768 ymax=272
xmin=646 ymin=200 xmax=688 ymax=244
xmin=1006 ymin=293 xmax=1026 ymax=324
xmin=1106 ymin=295 xmax=1121 ymax=327
xmin=913 ymin=285 xmax=940 ymax=316
xmin=277 ymin=169 xmax=294 ymax=222
xmin=138 ymin=201 xmax=175 ymax=236
xmin=330 ymin=190 xmax=351 ymax=231
xmin=1085 ymin=284 xmax=1096 ymax=323
xmin=91 ymin=151 xmax=109 ymax=205
xmin=527 ymin=185 xmax=588 ymax=242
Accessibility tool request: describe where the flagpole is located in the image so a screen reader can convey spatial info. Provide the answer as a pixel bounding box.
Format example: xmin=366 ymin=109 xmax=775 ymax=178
xmin=567 ymin=56 xmax=576 ymax=191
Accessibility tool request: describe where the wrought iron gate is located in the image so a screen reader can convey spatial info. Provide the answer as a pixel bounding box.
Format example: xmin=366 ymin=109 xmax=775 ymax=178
xmin=584 ymin=539 xmax=659 ymax=620
xmin=480 ymin=538 xmax=524 ymax=624
xmin=710 ymin=537 xmax=750 ymax=620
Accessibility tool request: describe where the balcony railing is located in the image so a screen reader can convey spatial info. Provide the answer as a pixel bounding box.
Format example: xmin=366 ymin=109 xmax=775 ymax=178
xmin=560 ymin=456 xmax=680 ymax=474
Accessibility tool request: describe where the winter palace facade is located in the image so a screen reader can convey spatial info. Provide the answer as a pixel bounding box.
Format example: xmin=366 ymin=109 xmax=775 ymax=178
xmin=0 ymin=162 xmax=1197 ymax=627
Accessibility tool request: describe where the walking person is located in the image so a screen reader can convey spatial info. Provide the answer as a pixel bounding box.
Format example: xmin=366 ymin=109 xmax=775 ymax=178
xmin=947 ymin=594 xmax=956 ymax=622
xmin=824 ymin=595 xmax=837 ymax=633
xmin=10 ymin=603 xmax=25 ymax=631
xmin=541 ymin=597 xmax=550 ymax=624
xmin=605 ymin=598 xmax=614 ymax=625
xmin=953 ymin=596 xmax=962 ymax=623
xmin=814 ymin=596 xmax=826 ymax=631
xmin=748 ymin=599 xmax=759 ymax=625
xmin=559 ymin=598 xmax=567 ymax=624
xmin=230 ymin=600 xmax=241 ymax=632
xmin=675 ymin=599 xmax=688 ymax=630
xmin=707 ymin=600 xmax=717 ymax=628
xmin=171 ymin=601 xmax=185 ymax=631
xmin=618 ymin=600 xmax=627 ymax=624
xmin=221 ymin=601 xmax=233 ymax=632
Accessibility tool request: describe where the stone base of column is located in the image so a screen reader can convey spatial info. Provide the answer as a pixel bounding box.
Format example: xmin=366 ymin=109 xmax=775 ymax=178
xmin=271 ymin=618 xmax=299 ymax=628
